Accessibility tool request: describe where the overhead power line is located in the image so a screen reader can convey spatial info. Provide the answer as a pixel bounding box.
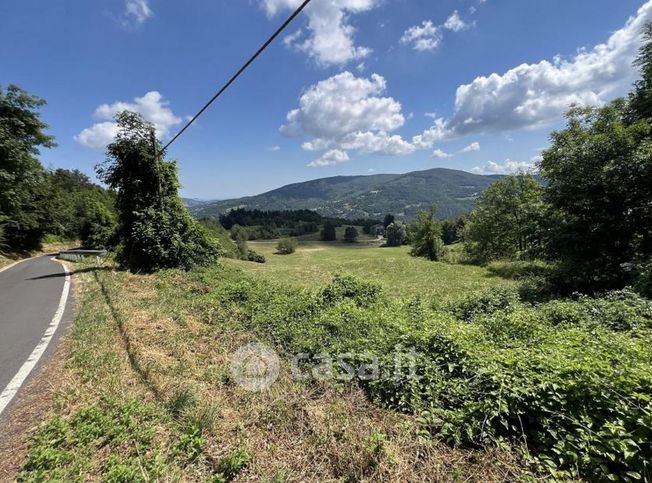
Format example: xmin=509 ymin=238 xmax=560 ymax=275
xmin=162 ymin=0 xmax=313 ymax=152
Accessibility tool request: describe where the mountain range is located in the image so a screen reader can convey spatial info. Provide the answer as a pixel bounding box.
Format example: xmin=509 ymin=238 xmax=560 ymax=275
xmin=187 ymin=167 xmax=504 ymax=220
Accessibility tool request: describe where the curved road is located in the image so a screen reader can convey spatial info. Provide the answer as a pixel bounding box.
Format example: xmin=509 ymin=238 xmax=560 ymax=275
xmin=0 ymin=256 xmax=73 ymax=420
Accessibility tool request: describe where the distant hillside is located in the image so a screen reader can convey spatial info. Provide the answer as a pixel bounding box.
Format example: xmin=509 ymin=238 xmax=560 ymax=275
xmin=190 ymin=168 xmax=504 ymax=220
xmin=182 ymin=198 xmax=212 ymax=208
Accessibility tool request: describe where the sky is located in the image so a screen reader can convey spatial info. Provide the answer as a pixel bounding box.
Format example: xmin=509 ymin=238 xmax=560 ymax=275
xmin=1 ymin=0 xmax=650 ymax=199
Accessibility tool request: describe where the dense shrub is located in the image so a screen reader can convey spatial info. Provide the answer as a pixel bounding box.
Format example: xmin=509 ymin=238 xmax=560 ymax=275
xmin=246 ymin=250 xmax=266 ymax=264
xmin=447 ymin=286 xmax=521 ymax=322
xmin=321 ymin=275 xmax=381 ymax=308
xmin=178 ymin=267 xmax=652 ymax=480
xmin=276 ymin=237 xmax=298 ymax=254
xmin=408 ymin=210 xmax=444 ymax=261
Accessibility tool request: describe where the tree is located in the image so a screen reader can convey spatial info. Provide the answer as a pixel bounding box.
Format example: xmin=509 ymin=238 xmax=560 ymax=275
xmin=231 ymin=225 xmax=249 ymax=259
xmin=383 ymin=214 xmax=395 ymax=228
xmin=463 ymin=175 xmax=545 ymax=264
xmin=408 ymin=209 xmax=444 ymax=261
xmin=97 ymin=112 xmax=220 ymax=272
xmin=343 ymin=226 xmax=359 ymax=243
xmin=276 ymin=237 xmax=298 ymax=254
xmin=0 ymin=85 xmax=55 ymax=249
xmin=385 ymin=222 xmax=407 ymax=247
xmin=321 ymin=221 xmax=337 ymax=241
xmin=540 ymin=100 xmax=652 ymax=291
xmin=385 ymin=222 xmax=406 ymax=247
xmin=442 ymin=216 xmax=466 ymax=245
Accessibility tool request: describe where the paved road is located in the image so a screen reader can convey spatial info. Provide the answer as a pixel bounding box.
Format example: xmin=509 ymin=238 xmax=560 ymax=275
xmin=0 ymin=256 xmax=72 ymax=418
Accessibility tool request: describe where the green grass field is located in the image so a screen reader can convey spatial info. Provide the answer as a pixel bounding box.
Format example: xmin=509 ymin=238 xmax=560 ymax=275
xmin=227 ymin=240 xmax=515 ymax=302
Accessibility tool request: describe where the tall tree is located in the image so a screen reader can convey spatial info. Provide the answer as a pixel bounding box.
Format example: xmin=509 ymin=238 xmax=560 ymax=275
xmin=385 ymin=222 xmax=406 ymax=247
xmin=408 ymin=208 xmax=444 ymax=261
xmin=320 ymin=221 xmax=337 ymax=241
xmin=97 ymin=111 xmax=220 ymax=271
xmin=0 ymin=85 xmax=55 ymax=249
xmin=463 ymin=174 xmax=544 ymax=263
xmin=383 ymin=214 xmax=395 ymax=229
xmin=540 ymin=100 xmax=652 ymax=291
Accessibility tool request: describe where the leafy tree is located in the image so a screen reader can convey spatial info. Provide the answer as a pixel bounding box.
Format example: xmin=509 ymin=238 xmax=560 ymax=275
xmin=385 ymin=222 xmax=406 ymax=247
xmin=97 ymin=112 xmax=220 ymax=272
xmin=231 ymin=225 xmax=249 ymax=258
xmin=276 ymin=237 xmax=298 ymax=254
xmin=442 ymin=216 xmax=466 ymax=245
xmin=343 ymin=226 xmax=359 ymax=243
xmin=80 ymin=200 xmax=117 ymax=249
xmin=408 ymin=209 xmax=445 ymax=261
xmin=464 ymin=175 xmax=545 ymax=264
xmin=383 ymin=214 xmax=395 ymax=228
xmin=0 ymin=85 xmax=55 ymax=249
xmin=42 ymin=168 xmax=117 ymax=242
xmin=541 ymin=100 xmax=652 ymax=291
xmin=320 ymin=221 xmax=336 ymax=241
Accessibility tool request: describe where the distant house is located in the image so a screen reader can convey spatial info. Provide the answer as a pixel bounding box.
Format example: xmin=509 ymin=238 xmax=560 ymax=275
xmin=370 ymin=224 xmax=385 ymax=237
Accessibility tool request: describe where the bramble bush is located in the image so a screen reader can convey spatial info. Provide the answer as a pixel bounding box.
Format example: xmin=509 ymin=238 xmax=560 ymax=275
xmin=176 ymin=266 xmax=652 ymax=480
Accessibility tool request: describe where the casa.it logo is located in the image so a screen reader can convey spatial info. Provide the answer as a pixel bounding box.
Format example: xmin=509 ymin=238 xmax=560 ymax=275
xmin=229 ymin=343 xmax=280 ymax=391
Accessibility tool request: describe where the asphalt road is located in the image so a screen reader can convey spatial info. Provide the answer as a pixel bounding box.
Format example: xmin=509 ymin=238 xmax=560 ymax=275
xmin=0 ymin=256 xmax=73 ymax=418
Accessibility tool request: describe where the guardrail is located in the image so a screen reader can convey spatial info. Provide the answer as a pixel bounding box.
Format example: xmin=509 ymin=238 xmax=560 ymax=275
xmin=58 ymin=249 xmax=107 ymax=264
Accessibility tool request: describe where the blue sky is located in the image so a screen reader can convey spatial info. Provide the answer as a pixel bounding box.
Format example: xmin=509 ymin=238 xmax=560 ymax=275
xmin=1 ymin=0 xmax=649 ymax=199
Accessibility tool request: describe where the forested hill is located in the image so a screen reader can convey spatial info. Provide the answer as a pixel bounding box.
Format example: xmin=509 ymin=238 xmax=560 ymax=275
xmin=189 ymin=168 xmax=504 ymax=220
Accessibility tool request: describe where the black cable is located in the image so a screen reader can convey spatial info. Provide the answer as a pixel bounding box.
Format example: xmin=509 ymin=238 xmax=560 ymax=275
xmin=162 ymin=0 xmax=313 ymax=152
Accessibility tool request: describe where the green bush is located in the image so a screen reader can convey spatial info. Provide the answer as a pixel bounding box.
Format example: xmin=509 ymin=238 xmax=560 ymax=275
xmin=321 ymin=274 xmax=381 ymax=308
xmin=177 ymin=267 xmax=652 ymax=479
xmin=447 ymin=286 xmax=521 ymax=322
xmin=276 ymin=237 xmax=298 ymax=255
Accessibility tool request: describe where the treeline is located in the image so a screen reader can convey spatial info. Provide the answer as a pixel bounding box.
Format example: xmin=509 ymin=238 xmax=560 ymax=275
xmin=0 ymin=85 xmax=117 ymax=251
xmin=217 ymin=207 xmax=380 ymax=240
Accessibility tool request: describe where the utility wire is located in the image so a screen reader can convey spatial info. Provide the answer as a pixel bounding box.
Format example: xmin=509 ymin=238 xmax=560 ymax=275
xmin=162 ymin=0 xmax=313 ymax=152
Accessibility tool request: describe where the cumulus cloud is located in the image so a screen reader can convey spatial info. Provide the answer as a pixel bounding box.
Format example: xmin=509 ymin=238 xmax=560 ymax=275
xmin=75 ymin=91 xmax=182 ymax=149
xmin=282 ymin=72 xmax=414 ymax=163
xmin=262 ymin=0 xmax=378 ymax=66
xmin=123 ymin=0 xmax=152 ymax=25
xmin=308 ymin=149 xmax=350 ymax=167
xmin=431 ymin=149 xmax=452 ymax=159
xmin=444 ymin=10 xmax=471 ymax=32
xmin=415 ymin=1 xmax=652 ymax=145
xmin=461 ymin=141 xmax=480 ymax=152
xmin=471 ymin=159 xmax=534 ymax=175
xmin=400 ymin=21 xmax=441 ymax=51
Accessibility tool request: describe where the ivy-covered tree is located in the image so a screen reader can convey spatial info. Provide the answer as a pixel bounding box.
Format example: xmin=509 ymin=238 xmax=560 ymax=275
xmin=383 ymin=214 xmax=395 ymax=228
xmin=408 ymin=209 xmax=444 ymax=261
xmin=0 ymin=85 xmax=55 ymax=249
xmin=97 ymin=111 xmax=220 ymax=272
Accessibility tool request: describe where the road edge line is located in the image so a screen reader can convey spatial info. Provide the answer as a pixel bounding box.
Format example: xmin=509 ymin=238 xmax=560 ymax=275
xmin=0 ymin=257 xmax=71 ymax=417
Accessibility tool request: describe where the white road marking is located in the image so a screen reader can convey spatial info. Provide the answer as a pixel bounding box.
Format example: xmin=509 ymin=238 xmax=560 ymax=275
xmin=0 ymin=258 xmax=71 ymax=417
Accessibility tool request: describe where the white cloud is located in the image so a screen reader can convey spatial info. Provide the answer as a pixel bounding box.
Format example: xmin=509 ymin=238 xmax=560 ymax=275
xmin=471 ymin=159 xmax=534 ymax=175
xmin=416 ymin=1 xmax=652 ymax=144
xmin=308 ymin=149 xmax=350 ymax=167
xmin=282 ymin=72 xmax=414 ymax=162
xmin=268 ymin=145 xmax=281 ymax=151
xmin=123 ymin=0 xmax=152 ymax=25
xmin=461 ymin=141 xmax=480 ymax=152
xmin=262 ymin=0 xmax=378 ymax=66
xmin=431 ymin=149 xmax=452 ymax=159
xmin=400 ymin=21 xmax=441 ymax=51
xmin=444 ymin=10 xmax=471 ymax=32
xmin=75 ymin=91 xmax=182 ymax=149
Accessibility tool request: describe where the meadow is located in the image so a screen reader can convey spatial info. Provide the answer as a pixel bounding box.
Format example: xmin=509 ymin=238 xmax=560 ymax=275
xmin=17 ymin=239 xmax=652 ymax=481
xmin=228 ymin=240 xmax=515 ymax=303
